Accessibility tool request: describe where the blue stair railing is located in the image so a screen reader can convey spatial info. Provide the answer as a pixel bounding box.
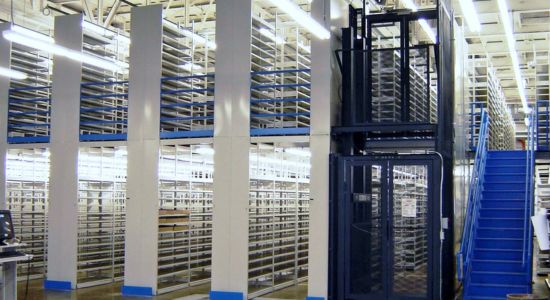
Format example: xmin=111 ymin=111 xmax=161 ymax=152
xmin=536 ymin=100 xmax=549 ymax=151
xmin=523 ymin=111 xmax=536 ymax=286
xmin=468 ymin=102 xmax=486 ymax=151
xmin=457 ymin=110 xmax=490 ymax=283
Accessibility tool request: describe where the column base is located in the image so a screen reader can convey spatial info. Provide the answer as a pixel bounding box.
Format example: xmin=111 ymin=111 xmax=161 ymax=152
xmin=121 ymin=285 xmax=154 ymax=296
xmin=209 ymin=290 xmax=244 ymax=300
xmin=44 ymin=280 xmax=72 ymax=291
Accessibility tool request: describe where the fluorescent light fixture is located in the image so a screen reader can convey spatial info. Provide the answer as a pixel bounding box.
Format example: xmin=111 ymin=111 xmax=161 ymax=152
xmin=264 ymin=0 xmax=330 ymax=40
xmin=180 ymin=62 xmax=203 ymax=72
xmin=458 ymin=0 xmax=481 ymax=32
xmin=195 ymin=146 xmax=214 ymax=156
xmin=418 ymin=19 xmax=436 ymax=43
xmin=259 ymin=28 xmax=285 ymax=45
xmin=12 ymin=25 xmax=54 ymax=43
xmin=82 ymin=21 xmax=131 ymax=45
xmin=298 ymin=41 xmax=311 ymax=53
xmin=163 ymin=20 xmax=216 ymax=50
xmin=285 ymin=148 xmax=311 ymax=158
xmin=400 ymin=0 xmax=437 ymax=43
xmin=497 ymin=0 xmax=529 ymax=113
xmin=0 ymin=66 xmax=27 ymax=80
xmin=3 ymin=29 xmax=127 ymax=72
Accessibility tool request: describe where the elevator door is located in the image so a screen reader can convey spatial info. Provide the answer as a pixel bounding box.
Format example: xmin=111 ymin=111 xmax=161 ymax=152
xmin=336 ymin=155 xmax=440 ymax=300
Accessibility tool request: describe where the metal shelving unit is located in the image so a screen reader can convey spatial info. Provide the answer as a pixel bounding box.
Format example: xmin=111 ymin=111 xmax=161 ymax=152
xmin=7 ymin=27 xmax=52 ymax=144
xmin=160 ymin=19 xmax=216 ymax=139
xmin=250 ymin=2 xmax=312 ymax=136
xmin=157 ymin=144 xmax=213 ymax=294
xmin=535 ymin=164 xmax=550 ymax=275
xmin=248 ymin=145 xmax=310 ymax=298
xmin=79 ymin=23 xmax=129 ymax=142
xmin=77 ymin=146 xmax=127 ymax=288
xmin=468 ymin=56 xmax=515 ymax=150
xmin=6 ymin=148 xmax=50 ymax=280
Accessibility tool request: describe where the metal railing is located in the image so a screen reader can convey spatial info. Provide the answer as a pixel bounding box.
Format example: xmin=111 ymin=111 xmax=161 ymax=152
xmin=469 ymin=102 xmax=486 ymax=151
xmin=457 ymin=110 xmax=489 ymax=282
xmin=523 ymin=111 xmax=536 ymax=284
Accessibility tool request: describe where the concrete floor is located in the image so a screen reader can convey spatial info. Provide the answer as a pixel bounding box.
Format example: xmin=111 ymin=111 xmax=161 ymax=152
xmin=16 ymin=280 xmax=308 ymax=300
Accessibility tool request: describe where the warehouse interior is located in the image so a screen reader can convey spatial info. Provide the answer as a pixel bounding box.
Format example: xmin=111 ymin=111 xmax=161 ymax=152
xmin=0 ymin=0 xmax=549 ymax=299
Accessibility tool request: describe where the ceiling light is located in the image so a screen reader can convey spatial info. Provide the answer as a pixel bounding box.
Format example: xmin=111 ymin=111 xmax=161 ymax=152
xmin=458 ymin=0 xmax=481 ymax=32
xmin=163 ymin=20 xmax=216 ymax=50
xmin=497 ymin=0 xmax=529 ymax=113
xmin=265 ymin=0 xmax=330 ymax=40
xmin=3 ymin=29 xmax=127 ymax=72
xmin=0 ymin=66 xmax=27 ymax=80
xmin=259 ymin=28 xmax=285 ymax=45
xmin=12 ymin=25 xmax=54 ymax=43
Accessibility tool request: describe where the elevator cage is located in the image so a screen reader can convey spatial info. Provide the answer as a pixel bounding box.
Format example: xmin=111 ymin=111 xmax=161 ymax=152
xmin=334 ymin=6 xmax=440 ymax=149
xmin=330 ymin=2 xmax=455 ymax=300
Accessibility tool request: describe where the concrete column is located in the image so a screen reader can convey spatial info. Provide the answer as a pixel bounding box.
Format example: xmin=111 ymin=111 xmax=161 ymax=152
xmin=0 ymin=23 xmax=11 ymax=211
xmin=45 ymin=14 xmax=83 ymax=290
xmin=122 ymin=4 xmax=163 ymax=296
xmin=210 ymin=0 xmax=252 ymax=299
xmin=308 ymin=1 xmax=347 ymax=299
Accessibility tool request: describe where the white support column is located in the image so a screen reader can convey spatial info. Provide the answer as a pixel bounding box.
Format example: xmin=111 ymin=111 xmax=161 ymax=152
xmin=308 ymin=1 xmax=347 ymax=299
xmin=0 ymin=23 xmax=11 ymax=211
xmin=210 ymin=0 xmax=251 ymax=299
xmin=46 ymin=14 xmax=83 ymax=290
xmin=122 ymin=4 xmax=163 ymax=297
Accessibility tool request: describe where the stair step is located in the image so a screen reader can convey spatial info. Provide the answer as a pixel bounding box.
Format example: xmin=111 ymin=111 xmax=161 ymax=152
xmin=485 ymin=166 xmax=526 ymax=174
xmin=478 ymin=218 xmax=524 ymax=228
xmin=470 ymin=271 xmax=528 ymax=285
xmin=481 ymin=200 xmax=524 ymax=209
xmin=483 ymin=183 xmax=525 ymax=191
xmin=483 ymin=191 xmax=525 ymax=200
xmin=474 ymin=248 xmax=522 ymax=260
xmin=484 ymin=174 xmax=527 ymax=183
xmin=479 ymin=208 xmax=525 ymax=218
xmin=486 ymin=158 xmax=527 ymax=166
xmin=467 ymin=283 xmax=529 ymax=298
xmin=475 ymin=237 xmax=523 ymax=249
xmin=487 ymin=151 xmax=527 ymax=159
xmin=471 ymin=259 xmax=524 ymax=272
xmin=476 ymin=228 xmax=523 ymax=239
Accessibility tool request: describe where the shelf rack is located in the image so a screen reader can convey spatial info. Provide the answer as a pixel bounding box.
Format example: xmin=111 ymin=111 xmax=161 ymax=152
xmin=157 ymin=144 xmax=213 ymax=294
xmin=160 ymin=20 xmax=216 ymax=139
xmin=77 ymin=146 xmax=127 ymax=288
xmin=537 ymin=100 xmax=550 ymax=151
xmin=535 ymin=51 xmax=549 ymax=151
xmin=79 ymin=24 xmax=129 ymax=142
xmin=250 ymin=3 xmax=312 ymax=136
xmin=7 ymin=29 xmax=53 ymax=144
xmin=248 ymin=145 xmax=310 ymax=299
xmin=535 ymin=163 xmax=550 ymax=275
xmin=6 ymin=148 xmax=50 ymax=280
xmin=467 ymin=56 xmax=515 ymax=150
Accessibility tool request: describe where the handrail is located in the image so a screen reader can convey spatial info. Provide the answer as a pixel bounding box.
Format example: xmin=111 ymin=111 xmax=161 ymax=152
xmin=457 ymin=110 xmax=490 ymax=282
xmin=522 ymin=112 xmax=536 ymax=280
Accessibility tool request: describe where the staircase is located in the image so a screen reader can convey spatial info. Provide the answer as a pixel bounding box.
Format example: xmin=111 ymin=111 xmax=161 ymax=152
xmin=463 ymin=150 xmax=532 ymax=299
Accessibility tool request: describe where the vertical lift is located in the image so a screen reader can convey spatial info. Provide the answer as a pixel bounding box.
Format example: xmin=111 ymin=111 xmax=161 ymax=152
xmin=330 ymin=1 xmax=454 ymax=299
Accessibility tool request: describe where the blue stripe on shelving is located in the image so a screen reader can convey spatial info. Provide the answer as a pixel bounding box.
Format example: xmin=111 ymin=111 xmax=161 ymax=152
xmin=80 ymin=133 xmax=127 ymax=141
xmin=161 ymin=87 xmax=214 ymax=95
xmin=7 ymin=136 xmax=50 ymax=144
xmin=209 ymin=291 xmax=244 ymax=300
xmin=251 ymin=98 xmax=310 ymax=104
xmin=121 ymin=285 xmax=153 ymax=296
xmin=161 ymin=101 xmax=214 ymax=109
xmin=250 ymin=127 xmax=310 ymax=136
xmin=160 ymin=130 xmax=214 ymax=139
xmin=44 ymin=280 xmax=72 ymax=291
xmin=160 ymin=116 xmax=214 ymax=122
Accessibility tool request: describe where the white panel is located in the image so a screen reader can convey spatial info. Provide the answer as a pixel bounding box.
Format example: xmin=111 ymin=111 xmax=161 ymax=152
xmin=0 ymin=22 xmax=11 ymax=210
xmin=47 ymin=14 xmax=83 ymax=287
xmin=124 ymin=4 xmax=163 ymax=294
xmin=212 ymin=0 xmax=252 ymax=295
xmin=308 ymin=0 xmax=348 ymax=298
